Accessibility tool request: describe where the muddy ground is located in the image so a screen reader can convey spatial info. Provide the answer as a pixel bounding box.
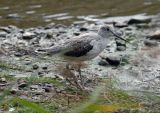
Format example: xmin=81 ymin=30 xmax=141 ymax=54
xmin=0 ymin=13 xmax=160 ymax=113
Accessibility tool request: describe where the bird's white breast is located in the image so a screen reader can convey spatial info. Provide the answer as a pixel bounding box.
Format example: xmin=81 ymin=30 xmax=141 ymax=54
xmin=86 ymin=37 xmax=107 ymax=59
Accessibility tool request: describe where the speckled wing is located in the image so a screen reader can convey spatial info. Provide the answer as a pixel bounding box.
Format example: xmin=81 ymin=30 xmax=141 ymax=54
xmin=62 ymin=34 xmax=97 ymax=57
xmin=36 ymin=33 xmax=99 ymax=56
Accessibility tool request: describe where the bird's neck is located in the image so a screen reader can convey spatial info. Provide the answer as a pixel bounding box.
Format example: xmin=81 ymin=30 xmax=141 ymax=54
xmin=98 ymin=30 xmax=106 ymax=38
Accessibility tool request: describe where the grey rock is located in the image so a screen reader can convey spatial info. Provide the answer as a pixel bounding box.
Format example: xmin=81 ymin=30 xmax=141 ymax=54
xmin=79 ymin=27 xmax=88 ymax=31
xmin=0 ymin=83 xmax=7 ymax=87
xmin=14 ymin=52 xmax=23 ymax=57
xmin=10 ymin=87 xmax=18 ymax=94
xmin=45 ymin=83 xmax=53 ymax=87
xmin=18 ymin=83 xmax=27 ymax=88
xmin=105 ymin=55 xmax=121 ymax=66
xmin=24 ymin=61 xmax=32 ymax=65
xmin=32 ymin=64 xmax=39 ymax=70
xmin=45 ymin=23 xmax=55 ymax=29
xmin=42 ymin=65 xmax=48 ymax=70
xmin=9 ymin=73 xmax=16 ymax=76
xmin=113 ymin=22 xmax=128 ymax=28
xmin=147 ymin=30 xmax=160 ymax=40
xmin=42 ymin=86 xmax=52 ymax=92
xmin=22 ymin=32 xmax=35 ymax=40
xmin=0 ymin=26 xmax=11 ymax=33
xmin=73 ymin=32 xmax=80 ymax=36
xmin=30 ymin=85 xmax=39 ymax=90
xmin=115 ymin=39 xmax=126 ymax=47
xmin=136 ymin=23 xmax=150 ymax=28
xmin=144 ymin=39 xmax=158 ymax=47
xmin=18 ymin=80 xmax=27 ymax=88
xmin=29 ymin=5 xmax=42 ymax=9
xmin=127 ymin=18 xmax=151 ymax=25
xmin=46 ymin=32 xmax=53 ymax=39
xmin=98 ymin=60 xmax=108 ymax=66
xmin=6 ymin=13 xmax=21 ymax=19
xmin=0 ymin=31 xmax=7 ymax=37
xmin=117 ymin=46 xmax=126 ymax=51
xmin=26 ymin=10 xmax=36 ymax=14
xmin=38 ymin=72 xmax=44 ymax=77
xmin=73 ymin=21 xmax=86 ymax=26
xmin=0 ymin=78 xmax=6 ymax=83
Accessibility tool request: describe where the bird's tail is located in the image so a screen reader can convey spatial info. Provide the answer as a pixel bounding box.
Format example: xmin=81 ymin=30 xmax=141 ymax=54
xmin=35 ymin=45 xmax=63 ymax=55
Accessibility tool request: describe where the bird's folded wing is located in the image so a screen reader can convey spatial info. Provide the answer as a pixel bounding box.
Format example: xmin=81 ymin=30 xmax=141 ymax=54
xmin=35 ymin=34 xmax=96 ymax=55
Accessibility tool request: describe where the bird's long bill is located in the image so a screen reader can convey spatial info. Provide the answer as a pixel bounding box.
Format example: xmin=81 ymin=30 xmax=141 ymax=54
xmin=110 ymin=30 xmax=128 ymax=42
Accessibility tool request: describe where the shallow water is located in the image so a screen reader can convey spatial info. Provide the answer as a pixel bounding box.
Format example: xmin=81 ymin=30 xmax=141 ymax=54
xmin=0 ymin=0 xmax=160 ymax=28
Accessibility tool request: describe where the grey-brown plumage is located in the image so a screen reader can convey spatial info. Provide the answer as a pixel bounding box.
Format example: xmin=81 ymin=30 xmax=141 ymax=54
xmin=64 ymin=42 xmax=93 ymax=57
xmin=36 ymin=25 xmax=125 ymax=61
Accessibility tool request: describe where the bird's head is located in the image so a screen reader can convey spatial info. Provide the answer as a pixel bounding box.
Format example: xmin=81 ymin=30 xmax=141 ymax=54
xmin=98 ymin=25 xmax=126 ymax=42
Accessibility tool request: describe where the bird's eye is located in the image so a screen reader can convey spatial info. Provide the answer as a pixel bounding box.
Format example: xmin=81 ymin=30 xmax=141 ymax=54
xmin=106 ymin=28 xmax=110 ymax=31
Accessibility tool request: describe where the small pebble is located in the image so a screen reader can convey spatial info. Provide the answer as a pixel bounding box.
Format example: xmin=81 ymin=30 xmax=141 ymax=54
xmin=32 ymin=64 xmax=39 ymax=70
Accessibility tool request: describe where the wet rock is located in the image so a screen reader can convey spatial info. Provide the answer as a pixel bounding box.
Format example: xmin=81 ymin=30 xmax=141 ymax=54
xmin=0 ymin=6 xmax=10 ymax=10
xmin=10 ymin=87 xmax=18 ymax=94
xmin=26 ymin=10 xmax=36 ymax=14
xmin=105 ymin=55 xmax=121 ymax=66
xmin=79 ymin=27 xmax=88 ymax=31
xmin=59 ymin=30 xmax=67 ymax=34
xmin=14 ymin=49 xmax=30 ymax=57
xmin=127 ymin=18 xmax=151 ymax=25
xmin=113 ymin=22 xmax=128 ymax=28
xmin=42 ymin=86 xmax=52 ymax=92
xmin=29 ymin=5 xmax=42 ymax=9
xmin=45 ymin=83 xmax=53 ymax=87
xmin=38 ymin=72 xmax=45 ymax=77
xmin=44 ymin=13 xmax=69 ymax=19
xmin=0 ymin=78 xmax=6 ymax=83
xmin=45 ymin=23 xmax=55 ymax=29
xmin=9 ymin=73 xmax=16 ymax=77
xmin=73 ymin=21 xmax=86 ymax=26
xmin=73 ymin=32 xmax=80 ymax=36
xmin=101 ymin=14 xmax=152 ymax=26
xmin=0 ymin=31 xmax=7 ymax=37
xmin=32 ymin=64 xmax=39 ymax=70
xmin=30 ymin=85 xmax=39 ymax=90
xmin=115 ymin=39 xmax=126 ymax=46
xmin=55 ymin=24 xmax=67 ymax=28
xmin=42 ymin=65 xmax=48 ymax=70
xmin=46 ymin=32 xmax=53 ymax=39
xmin=136 ymin=23 xmax=150 ymax=28
xmin=22 ymin=32 xmax=35 ymax=40
xmin=56 ymin=16 xmax=73 ymax=20
xmin=18 ymin=80 xmax=27 ymax=88
xmin=0 ymin=83 xmax=7 ymax=87
xmin=24 ymin=61 xmax=32 ymax=65
xmin=147 ymin=30 xmax=160 ymax=40
xmin=144 ymin=39 xmax=158 ymax=47
xmin=0 ymin=26 xmax=11 ymax=33
xmin=55 ymin=89 xmax=62 ymax=93
xmin=0 ymin=81 xmax=7 ymax=87
xmin=115 ymin=39 xmax=126 ymax=51
xmin=98 ymin=60 xmax=108 ymax=66
xmin=117 ymin=46 xmax=126 ymax=51
xmin=14 ymin=52 xmax=23 ymax=57
xmin=6 ymin=13 xmax=21 ymax=19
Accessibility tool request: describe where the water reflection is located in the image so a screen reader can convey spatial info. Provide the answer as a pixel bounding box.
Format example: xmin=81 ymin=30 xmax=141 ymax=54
xmin=0 ymin=0 xmax=160 ymax=28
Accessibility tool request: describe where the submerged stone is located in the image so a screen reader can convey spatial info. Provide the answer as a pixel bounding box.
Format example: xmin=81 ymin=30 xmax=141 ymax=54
xmin=144 ymin=39 xmax=158 ymax=47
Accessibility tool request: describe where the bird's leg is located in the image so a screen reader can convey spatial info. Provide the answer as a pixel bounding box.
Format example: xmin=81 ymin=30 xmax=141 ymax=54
xmin=65 ymin=62 xmax=84 ymax=90
xmin=77 ymin=66 xmax=82 ymax=84
xmin=76 ymin=61 xmax=86 ymax=87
